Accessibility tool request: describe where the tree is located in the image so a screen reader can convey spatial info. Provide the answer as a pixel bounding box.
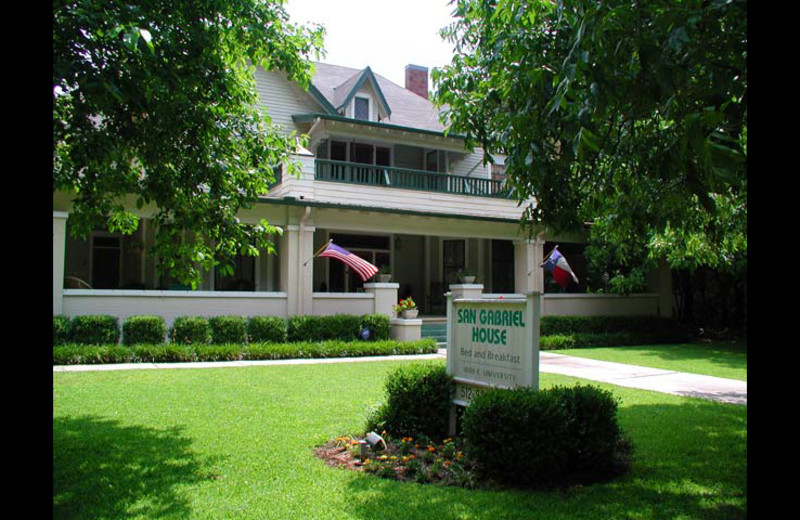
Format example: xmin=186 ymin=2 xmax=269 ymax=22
xmin=434 ymin=0 xmax=747 ymax=293
xmin=53 ymin=0 xmax=324 ymax=287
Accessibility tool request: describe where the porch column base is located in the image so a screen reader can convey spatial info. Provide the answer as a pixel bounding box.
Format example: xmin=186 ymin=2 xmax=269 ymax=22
xmin=449 ymin=283 xmax=484 ymax=300
xmin=390 ymin=318 xmax=422 ymax=341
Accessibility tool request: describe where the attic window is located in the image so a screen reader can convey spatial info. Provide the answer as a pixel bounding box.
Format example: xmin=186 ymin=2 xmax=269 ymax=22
xmin=354 ymin=96 xmax=370 ymax=121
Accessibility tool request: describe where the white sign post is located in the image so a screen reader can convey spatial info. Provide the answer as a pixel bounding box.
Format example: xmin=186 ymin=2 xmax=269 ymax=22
xmin=446 ymin=292 xmax=541 ymax=434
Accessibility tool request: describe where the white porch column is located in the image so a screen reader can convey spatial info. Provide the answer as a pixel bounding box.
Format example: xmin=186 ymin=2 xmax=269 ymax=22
xmin=363 ymin=282 xmax=400 ymax=317
xmin=514 ymin=237 xmax=545 ymax=294
xmin=279 ymin=209 xmax=315 ymax=316
xmin=53 ymin=211 xmax=69 ymax=315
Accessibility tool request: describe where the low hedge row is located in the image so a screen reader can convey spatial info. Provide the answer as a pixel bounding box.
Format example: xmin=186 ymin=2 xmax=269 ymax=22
xmin=539 ymin=330 xmax=693 ymax=350
xmin=54 ymin=313 xmax=391 ymax=346
xmin=540 ymin=315 xmax=686 ymax=336
xmin=52 ymin=338 xmax=438 ymax=365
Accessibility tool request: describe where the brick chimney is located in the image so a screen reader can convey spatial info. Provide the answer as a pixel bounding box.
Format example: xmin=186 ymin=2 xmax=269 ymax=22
xmin=405 ymin=64 xmax=429 ymax=99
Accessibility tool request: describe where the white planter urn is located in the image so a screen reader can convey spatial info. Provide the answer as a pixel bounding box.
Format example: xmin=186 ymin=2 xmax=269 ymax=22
xmin=401 ymin=309 xmax=419 ymax=319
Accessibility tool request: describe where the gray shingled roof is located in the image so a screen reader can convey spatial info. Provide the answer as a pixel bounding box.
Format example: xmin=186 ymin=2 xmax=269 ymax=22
xmin=310 ymin=62 xmax=445 ymax=133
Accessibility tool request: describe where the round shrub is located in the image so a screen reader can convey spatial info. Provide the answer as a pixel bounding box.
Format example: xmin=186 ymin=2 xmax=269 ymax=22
xmin=366 ymin=362 xmax=453 ymax=441
xmin=169 ymin=316 xmax=211 ymax=345
xmin=53 ymin=315 xmax=71 ymax=346
xmin=122 ymin=315 xmax=166 ymax=345
xmin=209 ymin=315 xmax=247 ymax=344
xmin=69 ymin=315 xmax=120 ymax=345
xmin=247 ymin=316 xmax=287 ymax=343
xmin=462 ymin=384 xmax=631 ymax=489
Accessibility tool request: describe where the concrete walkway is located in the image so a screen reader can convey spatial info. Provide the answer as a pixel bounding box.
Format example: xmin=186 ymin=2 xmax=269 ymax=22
xmin=539 ymin=352 xmax=747 ymax=406
xmin=53 ymin=349 xmax=746 ymax=406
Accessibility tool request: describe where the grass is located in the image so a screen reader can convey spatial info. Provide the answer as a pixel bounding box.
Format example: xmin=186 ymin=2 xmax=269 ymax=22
xmin=554 ymin=341 xmax=747 ymax=381
xmin=53 ymin=359 xmax=746 ymax=519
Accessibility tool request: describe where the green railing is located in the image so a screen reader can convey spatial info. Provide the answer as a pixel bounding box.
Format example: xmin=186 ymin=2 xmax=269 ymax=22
xmin=314 ymin=159 xmax=510 ymax=198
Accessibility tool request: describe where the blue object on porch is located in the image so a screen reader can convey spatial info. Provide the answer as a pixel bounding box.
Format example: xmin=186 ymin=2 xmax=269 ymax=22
xmin=360 ymin=327 xmax=372 ymax=341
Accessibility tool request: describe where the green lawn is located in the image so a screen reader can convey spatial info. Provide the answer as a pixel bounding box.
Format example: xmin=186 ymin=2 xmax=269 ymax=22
xmin=53 ymin=359 xmax=746 ymax=519
xmin=554 ymin=342 xmax=747 ymax=381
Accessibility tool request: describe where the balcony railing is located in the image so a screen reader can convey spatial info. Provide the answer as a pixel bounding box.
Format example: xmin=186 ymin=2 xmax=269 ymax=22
xmin=314 ymin=159 xmax=511 ymax=198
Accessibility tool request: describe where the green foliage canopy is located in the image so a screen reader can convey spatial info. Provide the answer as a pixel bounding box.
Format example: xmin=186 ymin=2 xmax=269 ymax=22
xmin=434 ymin=0 xmax=747 ymax=290
xmin=53 ymin=0 xmax=324 ymax=287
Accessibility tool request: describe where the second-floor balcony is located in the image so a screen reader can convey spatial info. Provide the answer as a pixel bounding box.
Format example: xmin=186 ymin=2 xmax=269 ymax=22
xmin=314 ymin=159 xmax=511 ymax=199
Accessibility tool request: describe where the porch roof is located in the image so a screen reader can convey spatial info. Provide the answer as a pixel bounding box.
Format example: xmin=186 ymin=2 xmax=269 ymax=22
xmin=292 ymin=112 xmax=466 ymax=141
xmin=257 ymin=195 xmax=527 ymax=224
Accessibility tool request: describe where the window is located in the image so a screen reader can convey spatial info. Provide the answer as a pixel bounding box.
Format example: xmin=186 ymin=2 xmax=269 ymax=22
xmin=330 ymin=141 xmax=347 ymax=161
xmin=92 ymin=236 xmax=121 ymax=289
xmin=354 ymin=96 xmax=370 ymax=120
xmin=491 ymin=163 xmax=506 ymax=181
xmin=214 ymin=255 xmax=256 ymax=291
xmin=443 ymin=239 xmax=465 ymax=285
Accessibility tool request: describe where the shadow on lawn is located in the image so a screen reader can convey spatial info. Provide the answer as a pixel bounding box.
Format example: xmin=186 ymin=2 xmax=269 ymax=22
xmin=625 ymin=342 xmax=747 ymax=374
xmin=343 ymin=399 xmax=747 ymax=520
xmin=53 ymin=415 xmax=218 ymax=519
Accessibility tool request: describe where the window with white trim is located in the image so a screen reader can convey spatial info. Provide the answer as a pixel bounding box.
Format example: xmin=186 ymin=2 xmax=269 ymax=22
xmin=354 ymin=96 xmax=370 ymax=121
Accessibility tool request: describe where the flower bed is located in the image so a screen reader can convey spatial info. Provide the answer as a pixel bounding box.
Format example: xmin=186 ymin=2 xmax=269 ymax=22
xmin=315 ymin=433 xmax=477 ymax=487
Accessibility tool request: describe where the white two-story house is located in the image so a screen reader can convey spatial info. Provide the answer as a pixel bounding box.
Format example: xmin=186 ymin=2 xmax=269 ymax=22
xmin=53 ymin=62 xmax=672 ymax=329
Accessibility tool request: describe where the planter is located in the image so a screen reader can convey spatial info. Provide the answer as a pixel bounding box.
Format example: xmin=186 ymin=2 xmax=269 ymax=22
xmin=401 ymin=309 xmax=419 ymax=319
xmin=459 ymin=276 xmax=476 ymax=284
xmin=378 ymin=274 xmax=392 ymax=283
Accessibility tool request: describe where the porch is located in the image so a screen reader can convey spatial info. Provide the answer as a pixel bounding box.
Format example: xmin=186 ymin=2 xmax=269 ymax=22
xmin=314 ymin=159 xmax=510 ymax=198
xmin=53 ymin=206 xmax=673 ymax=329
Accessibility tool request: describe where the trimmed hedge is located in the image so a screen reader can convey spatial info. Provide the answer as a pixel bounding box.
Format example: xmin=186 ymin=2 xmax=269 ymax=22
xmin=170 ymin=316 xmax=211 ymax=345
xmin=69 ymin=315 xmax=120 ymax=345
xmin=247 ymin=316 xmax=288 ymax=343
xmin=540 ymin=315 xmax=683 ymax=336
xmin=53 ymin=316 xmax=70 ymax=346
xmin=360 ymin=314 xmax=391 ymax=341
xmin=122 ymin=316 xmax=166 ymax=345
xmin=53 ymin=338 xmax=438 ymax=365
xmin=288 ymin=314 xmax=361 ymax=342
xmin=366 ymin=362 xmax=453 ymax=441
xmin=538 ymin=315 xmax=692 ymax=350
xmin=209 ymin=316 xmax=247 ymax=344
xmin=462 ymin=384 xmax=632 ymax=489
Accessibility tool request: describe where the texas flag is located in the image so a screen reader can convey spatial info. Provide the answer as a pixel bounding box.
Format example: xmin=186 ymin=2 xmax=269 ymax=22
xmin=541 ymin=246 xmax=579 ymax=288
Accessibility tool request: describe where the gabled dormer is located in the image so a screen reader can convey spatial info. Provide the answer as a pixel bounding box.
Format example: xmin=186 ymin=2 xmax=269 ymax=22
xmin=331 ymin=67 xmax=391 ymax=122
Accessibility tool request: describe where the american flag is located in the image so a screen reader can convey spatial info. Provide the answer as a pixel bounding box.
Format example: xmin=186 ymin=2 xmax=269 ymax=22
xmin=319 ymin=242 xmax=379 ymax=281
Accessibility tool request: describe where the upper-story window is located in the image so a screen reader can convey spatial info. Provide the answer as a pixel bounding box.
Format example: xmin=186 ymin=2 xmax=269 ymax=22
xmin=354 ymin=96 xmax=370 ymax=121
xmin=491 ymin=163 xmax=506 ymax=180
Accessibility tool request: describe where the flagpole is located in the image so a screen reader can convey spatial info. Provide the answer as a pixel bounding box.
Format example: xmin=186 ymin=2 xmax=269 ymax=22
xmin=539 ymin=244 xmax=559 ymax=267
xmin=303 ymin=239 xmax=333 ymax=267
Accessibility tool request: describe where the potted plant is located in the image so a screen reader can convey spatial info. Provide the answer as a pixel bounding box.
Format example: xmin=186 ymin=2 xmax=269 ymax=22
xmin=377 ymin=265 xmax=392 ymax=283
xmin=393 ymin=297 xmax=418 ymax=319
xmin=458 ymin=269 xmax=477 ymax=284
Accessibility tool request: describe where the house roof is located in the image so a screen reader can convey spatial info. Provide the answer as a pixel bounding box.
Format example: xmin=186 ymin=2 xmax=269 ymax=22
xmin=308 ymin=62 xmax=446 ymax=133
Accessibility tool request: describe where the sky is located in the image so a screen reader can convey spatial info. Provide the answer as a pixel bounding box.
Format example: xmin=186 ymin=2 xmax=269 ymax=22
xmin=284 ymin=0 xmax=457 ymax=88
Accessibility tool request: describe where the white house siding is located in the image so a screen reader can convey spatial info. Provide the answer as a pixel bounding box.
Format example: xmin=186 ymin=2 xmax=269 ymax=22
xmin=449 ymin=147 xmax=489 ymax=178
xmin=311 ymin=293 xmax=374 ymax=316
xmin=254 ymin=67 xmax=320 ymax=131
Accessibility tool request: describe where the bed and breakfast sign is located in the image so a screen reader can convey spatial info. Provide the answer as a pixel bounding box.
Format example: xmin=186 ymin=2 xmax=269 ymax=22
xmin=446 ymin=293 xmax=541 ymax=407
